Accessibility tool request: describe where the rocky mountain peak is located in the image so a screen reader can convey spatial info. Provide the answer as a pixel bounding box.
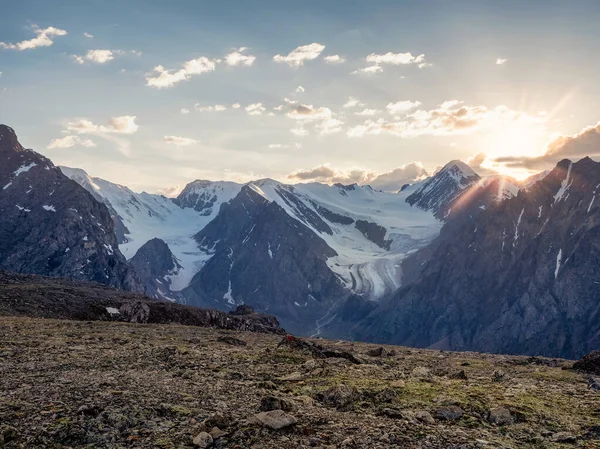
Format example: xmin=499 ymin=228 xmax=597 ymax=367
xmin=0 ymin=124 xmax=24 ymax=153
xmin=406 ymin=159 xmax=480 ymax=217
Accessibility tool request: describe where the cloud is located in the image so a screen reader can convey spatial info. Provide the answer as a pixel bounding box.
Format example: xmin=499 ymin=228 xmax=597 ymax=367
xmin=0 ymin=25 xmax=67 ymax=51
xmin=73 ymin=49 xmax=117 ymax=64
xmin=181 ymin=108 xmax=190 ymax=115
xmin=83 ymin=32 xmax=94 ymax=39
xmin=343 ymin=97 xmax=363 ymax=109
xmin=155 ymin=185 xmax=183 ymax=197
xmin=225 ymin=47 xmax=256 ymax=66
xmin=232 ymin=103 xmax=241 ymax=109
xmin=290 ymin=125 xmax=308 ymax=136
xmin=369 ymin=162 xmax=430 ymax=191
xmin=494 ymin=122 xmax=600 ymax=170
xmin=324 ymin=55 xmax=345 ymax=64
xmin=47 ymin=135 xmax=96 ymax=149
xmin=146 ymin=57 xmax=216 ymax=88
xmin=296 ymin=85 xmax=305 ymax=93
xmin=496 ymin=58 xmax=508 ymax=65
xmin=268 ymin=142 xmax=302 ymax=149
xmin=286 ymin=104 xmax=332 ymax=121
xmin=287 ymin=162 xmax=428 ymax=190
xmin=316 ymin=117 xmax=344 ymax=135
xmin=355 ymin=109 xmax=380 ymax=116
xmin=195 ymin=104 xmax=227 ymax=112
xmin=366 ymin=52 xmax=429 ymax=68
xmin=163 ymin=135 xmax=198 ymax=146
xmin=466 ymin=153 xmax=501 ymax=177
xmin=273 ymin=43 xmax=325 ymax=67
xmin=386 ymin=100 xmax=421 ymax=114
xmin=245 ymin=103 xmax=266 ymax=115
xmin=352 ymin=65 xmax=383 ymax=75
xmin=64 ymin=116 xmax=139 ymax=155
xmin=67 ymin=116 xmax=139 ymax=135
xmin=347 ymin=101 xmax=503 ymax=138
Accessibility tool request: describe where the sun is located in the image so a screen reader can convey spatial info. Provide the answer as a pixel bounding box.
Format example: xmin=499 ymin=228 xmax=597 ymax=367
xmin=480 ymin=121 xmax=549 ymax=180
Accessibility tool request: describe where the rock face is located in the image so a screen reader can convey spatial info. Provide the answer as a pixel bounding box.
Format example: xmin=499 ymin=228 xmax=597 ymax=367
xmin=183 ymin=185 xmax=344 ymax=334
xmin=0 ymin=125 xmax=140 ymax=291
xmin=129 ymin=238 xmax=181 ymax=301
xmin=406 ymin=160 xmax=480 ymax=218
xmin=0 ymin=271 xmax=286 ymax=334
xmin=354 ymin=157 xmax=600 ymax=359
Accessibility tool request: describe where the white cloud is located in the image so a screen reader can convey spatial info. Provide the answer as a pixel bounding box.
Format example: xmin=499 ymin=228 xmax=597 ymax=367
xmin=67 ymin=116 xmax=139 ymax=135
xmin=195 ymin=104 xmax=227 ymax=112
xmin=496 ymin=58 xmax=508 ymax=65
xmin=83 ymin=32 xmax=94 ymax=39
xmin=347 ymin=101 xmax=542 ymax=139
xmin=352 ymin=65 xmax=383 ymax=75
xmin=366 ymin=52 xmax=428 ymax=67
xmin=181 ymin=108 xmax=190 ymax=115
xmin=63 ymin=116 xmax=138 ymax=156
xmin=155 ymin=185 xmax=183 ymax=197
xmin=296 ymin=85 xmax=305 ymax=93
xmin=245 ymin=103 xmax=266 ymax=115
xmin=163 ymin=135 xmax=198 ymax=146
xmin=286 ymin=104 xmax=332 ymax=121
xmin=324 ymin=54 xmax=345 ymax=64
xmin=232 ymin=103 xmax=241 ymax=109
xmin=47 ymin=135 xmax=96 ymax=149
xmin=268 ymin=142 xmax=302 ymax=149
xmin=146 ymin=57 xmax=216 ymax=88
xmin=316 ymin=117 xmax=344 ymax=135
xmin=386 ymin=100 xmax=422 ymax=114
xmin=73 ymin=49 xmax=115 ymax=64
xmin=287 ymin=161 xmax=428 ymax=191
xmin=225 ymin=47 xmax=256 ymax=66
xmin=343 ymin=97 xmax=362 ymax=109
xmin=355 ymin=109 xmax=380 ymax=116
xmin=290 ymin=125 xmax=308 ymax=136
xmin=0 ymin=25 xmax=67 ymax=51
xmin=273 ymin=43 xmax=325 ymax=67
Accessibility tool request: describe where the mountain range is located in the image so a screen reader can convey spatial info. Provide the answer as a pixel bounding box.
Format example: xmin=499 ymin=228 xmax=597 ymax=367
xmin=1 ymin=123 xmax=598 ymax=358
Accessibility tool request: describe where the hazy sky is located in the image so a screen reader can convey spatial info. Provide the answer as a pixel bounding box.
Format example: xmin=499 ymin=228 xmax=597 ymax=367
xmin=2 ymin=0 xmax=600 ymax=193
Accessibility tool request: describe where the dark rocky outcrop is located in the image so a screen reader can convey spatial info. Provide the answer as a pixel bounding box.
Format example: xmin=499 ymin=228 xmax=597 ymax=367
xmin=354 ymin=220 xmax=392 ymax=250
xmin=354 ymin=157 xmax=600 ymax=359
xmin=0 ymin=125 xmax=140 ymax=291
xmin=0 ymin=271 xmax=285 ymax=334
xmin=573 ymin=351 xmax=600 ymax=374
xmin=129 ymin=238 xmax=181 ymax=301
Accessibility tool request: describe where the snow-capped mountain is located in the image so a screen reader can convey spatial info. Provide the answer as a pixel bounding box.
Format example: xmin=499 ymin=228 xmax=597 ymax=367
xmin=3 ymin=123 xmax=599 ymax=357
xmin=406 ymin=160 xmax=481 ymax=218
xmin=354 ymin=157 xmax=600 ymax=359
xmin=0 ymin=125 xmax=139 ymax=290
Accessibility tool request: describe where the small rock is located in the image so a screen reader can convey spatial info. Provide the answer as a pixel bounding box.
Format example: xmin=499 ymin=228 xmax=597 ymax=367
xmin=367 ymin=347 xmax=395 ymax=357
xmin=192 ymin=431 xmax=213 ymax=448
xmin=249 ymin=410 xmax=297 ymax=430
xmin=260 ymin=395 xmax=294 ymax=412
xmin=293 ymin=395 xmax=314 ymax=406
xmin=415 ymin=410 xmax=435 ymax=424
xmin=390 ymin=379 xmax=405 ymax=388
xmin=217 ymin=336 xmax=247 ymax=346
xmin=379 ymin=407 xmax=403 ymax=419
xmin=552 ymin=432 xmax=577 ymax=443
xmin=411 ymin=366 xmax=431 ymax=378
xmin=487 ymin=407 xmax=514 ymax=425
xmin=209 ymin=426 xmax=226 ymax=439
xmin=317 ymin=384 xmax=358 ymax=409
xmin=435 ymin=406 xmax=464 ymax=421
xmin=204 ymin=412 xmax=233 ymax=429
xmin=451 ymin=370 xmax=468 ymax=380
xmin=303 ymin=359 xmax=320 ymax=370
xmin=278 ymin=371 xmax=303 ymax=381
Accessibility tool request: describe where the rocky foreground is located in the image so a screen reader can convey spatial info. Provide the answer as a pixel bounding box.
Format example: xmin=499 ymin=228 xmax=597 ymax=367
xmin=0 ymin=318 xmax=599 ymax=448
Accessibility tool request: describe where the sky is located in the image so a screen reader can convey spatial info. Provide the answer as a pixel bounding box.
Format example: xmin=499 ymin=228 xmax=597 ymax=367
xmin=2 ymin=0 xmax=600 ymax=194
